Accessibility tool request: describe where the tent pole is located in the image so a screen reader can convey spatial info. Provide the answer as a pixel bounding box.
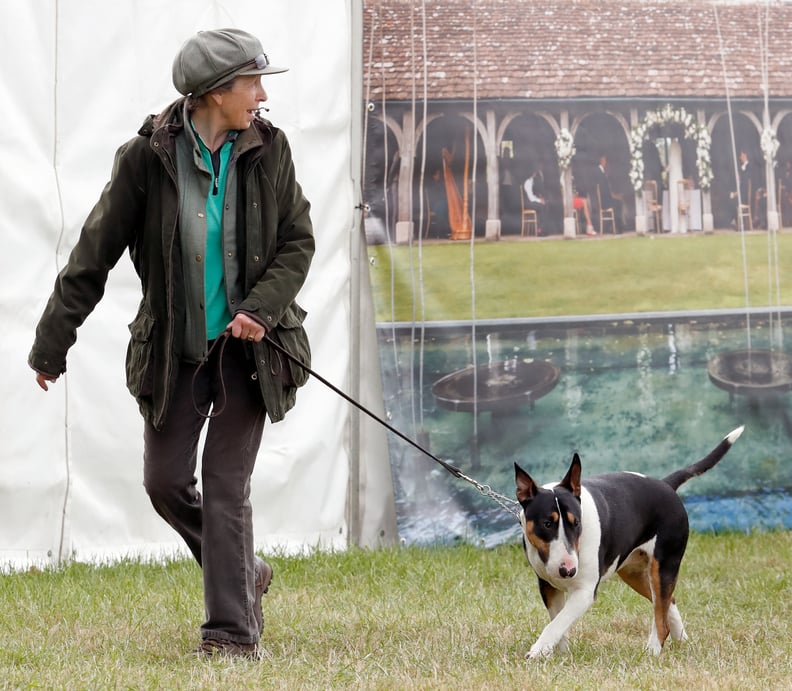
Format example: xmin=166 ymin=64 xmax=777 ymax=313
xmin=347 ymin=0 xmax=364 ymax=546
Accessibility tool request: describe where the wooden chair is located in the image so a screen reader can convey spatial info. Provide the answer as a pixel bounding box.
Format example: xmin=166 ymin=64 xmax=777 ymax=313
xmin=739 ymin=179 xmax=753 ymax=232
xmin=520 ymin=186 xmax=538 ymax=237
xmin=596 ymin=185 xmax=616 ymax=234
xmin=643 ymin=180 xmax=662 ymax=233
xmin=677 ymin=178 xmax=693 ymax=224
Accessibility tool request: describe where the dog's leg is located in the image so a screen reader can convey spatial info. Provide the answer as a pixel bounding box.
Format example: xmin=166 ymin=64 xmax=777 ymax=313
xmin=538 ymin=578 xmax=570 ymax=654
xmin=619 ymin=556 xmax=687 ymax=651
xmin=527 ymin=586 xmax=595 ymax=659
xmin=645 ymin=556 xmax=681 ymax=655
xmin=667 ymin=600 xmax=688 ymax=642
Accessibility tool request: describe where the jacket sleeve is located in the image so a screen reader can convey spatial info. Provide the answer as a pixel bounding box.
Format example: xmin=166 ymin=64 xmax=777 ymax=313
xmin=28 ymin=138 xmax=147 ymax=376
xmin=237 ymin=131 xmax=315 ymax=329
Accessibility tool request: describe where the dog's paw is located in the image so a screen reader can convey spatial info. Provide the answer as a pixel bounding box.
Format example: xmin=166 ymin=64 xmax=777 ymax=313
xmin=526 ymin=642 xmax=554 ymax=660
xmin=644 ymin=634 xmax=663 ymax=656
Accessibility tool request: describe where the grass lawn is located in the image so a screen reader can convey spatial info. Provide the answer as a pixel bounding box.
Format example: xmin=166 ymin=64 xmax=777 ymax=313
xmin=2 ymin=532 xmax=790 ymax=689
xmin=368 ymin=231 xmax=792 ymax=322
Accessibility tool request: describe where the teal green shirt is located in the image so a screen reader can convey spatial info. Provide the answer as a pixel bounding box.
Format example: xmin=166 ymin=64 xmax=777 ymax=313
xmin=194 ymin=129 xmax=236 ymax=339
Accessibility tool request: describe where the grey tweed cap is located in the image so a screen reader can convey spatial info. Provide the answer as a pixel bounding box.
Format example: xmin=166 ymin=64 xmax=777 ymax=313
xmin=172 ymin=28 xmax=287 ymax=97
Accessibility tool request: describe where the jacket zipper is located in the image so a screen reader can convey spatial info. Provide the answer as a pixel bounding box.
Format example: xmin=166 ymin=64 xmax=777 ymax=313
xmin=211 ymin=148 xmax=221 ymax=196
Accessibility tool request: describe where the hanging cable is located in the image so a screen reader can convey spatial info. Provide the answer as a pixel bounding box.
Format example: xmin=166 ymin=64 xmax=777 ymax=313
xmin=757 ymin=2 xmax=784 ymax=351
xmin=713 ymin=4 xmax=752 ymax=351
xmin=406 ymin=0 xmax=419 ymax=439
xmin=361 ymin=6 xmax=375 ymax=206
xmin=371 ymin=7 xmax=403 ymax=410
xmin=416 ymin=0 xmax=429 ymax=434
xmin=469 ymin=0 xmax=480 ymax=453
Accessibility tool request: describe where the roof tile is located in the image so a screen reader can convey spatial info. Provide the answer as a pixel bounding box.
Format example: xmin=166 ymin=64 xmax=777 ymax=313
xmin=364 ymin=0 xmax=792 ymax=100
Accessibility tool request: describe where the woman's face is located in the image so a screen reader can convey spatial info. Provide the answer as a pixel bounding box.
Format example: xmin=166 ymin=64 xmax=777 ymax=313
xmin=215 ymin=75 xmax=268 ymax=130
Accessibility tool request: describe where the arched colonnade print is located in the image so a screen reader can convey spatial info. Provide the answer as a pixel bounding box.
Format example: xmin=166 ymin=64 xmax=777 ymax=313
xmin=364 ymin=103 xmax=792 ymax=242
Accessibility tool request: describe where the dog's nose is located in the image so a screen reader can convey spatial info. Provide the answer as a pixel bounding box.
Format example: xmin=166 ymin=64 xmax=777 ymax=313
xmin=559 ymin=566 xmax=577 ymax=578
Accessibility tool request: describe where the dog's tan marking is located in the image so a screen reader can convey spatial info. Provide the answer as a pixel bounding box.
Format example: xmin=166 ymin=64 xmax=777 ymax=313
xmin=524 ymin=520 xmax=551 ymax=562
xmin=650 ymin=557 xmax=672 ymax=648
xmin=617 ymin=550 xmax=652 ymax=600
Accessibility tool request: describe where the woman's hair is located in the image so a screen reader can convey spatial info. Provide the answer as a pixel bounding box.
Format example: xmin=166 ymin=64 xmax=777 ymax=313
xmin=185 ymin=79 xmax=236 ymax=112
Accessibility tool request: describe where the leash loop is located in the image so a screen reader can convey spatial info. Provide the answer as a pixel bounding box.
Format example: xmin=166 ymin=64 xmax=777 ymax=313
xmin=191 ymin=330 xmax=231 ymax=419
xmin=262 ymin=334 xmax=520 ymax=520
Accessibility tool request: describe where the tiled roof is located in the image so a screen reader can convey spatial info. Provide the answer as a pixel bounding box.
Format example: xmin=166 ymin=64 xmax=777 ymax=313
xmin=363 ymin=0 xmax=792 ymax=101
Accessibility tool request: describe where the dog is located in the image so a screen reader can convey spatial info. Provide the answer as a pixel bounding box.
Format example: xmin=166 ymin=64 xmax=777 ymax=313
xmin=514 ymin=425 xmax=743 ymax=659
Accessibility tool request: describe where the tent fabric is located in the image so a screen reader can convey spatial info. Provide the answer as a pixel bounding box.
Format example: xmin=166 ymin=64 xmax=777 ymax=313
xmin=0 ymin=0 xmax=396 ymax=568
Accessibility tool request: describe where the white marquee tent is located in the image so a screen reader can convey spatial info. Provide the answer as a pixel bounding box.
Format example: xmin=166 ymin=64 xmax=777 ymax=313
xmin=0 ymin=0 xmax=396 ymax=569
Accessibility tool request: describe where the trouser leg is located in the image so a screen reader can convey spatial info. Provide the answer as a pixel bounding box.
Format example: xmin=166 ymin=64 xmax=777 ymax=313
xmin=143 ymin=337 xmax=267 ymax=643
xmin=143 ymin=362 xmax=207 ymax=564
xmin=200 ymin=339 xmax=267 ymax=643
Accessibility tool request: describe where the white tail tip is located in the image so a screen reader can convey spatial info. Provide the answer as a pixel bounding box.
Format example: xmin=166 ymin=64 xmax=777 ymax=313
xmin=726 ymin=425 xmax=745 ymax=444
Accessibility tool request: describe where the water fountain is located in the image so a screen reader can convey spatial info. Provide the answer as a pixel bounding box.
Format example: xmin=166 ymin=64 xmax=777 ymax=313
xmin=431 ymin=358 xmax=559 ymax=413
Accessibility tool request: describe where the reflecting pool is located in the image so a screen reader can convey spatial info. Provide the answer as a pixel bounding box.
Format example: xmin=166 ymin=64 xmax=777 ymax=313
xmin=376 ymin=310 xmax=792 ymax=545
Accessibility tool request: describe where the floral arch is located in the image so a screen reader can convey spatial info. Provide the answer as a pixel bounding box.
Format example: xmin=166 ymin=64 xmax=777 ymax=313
xmin=629 ymin=104 xmax=713 ymax=192
xmin=554 ymin=128 xmax=575 ymax=171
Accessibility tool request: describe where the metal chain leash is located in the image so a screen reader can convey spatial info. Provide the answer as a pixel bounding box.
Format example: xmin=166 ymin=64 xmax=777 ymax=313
xmin=451 ymin=468 xmax=521 ymax=520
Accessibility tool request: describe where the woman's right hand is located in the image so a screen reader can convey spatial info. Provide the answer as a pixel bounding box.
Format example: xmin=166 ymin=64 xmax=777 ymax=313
xmin=35 ymin=371 xmax=59 ymax=391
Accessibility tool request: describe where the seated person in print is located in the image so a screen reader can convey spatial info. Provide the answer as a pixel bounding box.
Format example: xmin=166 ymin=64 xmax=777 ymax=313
xmin=573 ymin=188 xmax=596 ymax=235
xmin=523 ymin=170 xmax=546 ymax=234
xmin=593 ymin=155 xmax=623 ymax=232
xmin=729 ymin=149 xmax=756 ymax=228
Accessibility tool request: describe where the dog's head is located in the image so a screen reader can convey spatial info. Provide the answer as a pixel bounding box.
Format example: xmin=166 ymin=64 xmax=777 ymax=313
xmin=514 ymin=455 xmax=583 ymax=582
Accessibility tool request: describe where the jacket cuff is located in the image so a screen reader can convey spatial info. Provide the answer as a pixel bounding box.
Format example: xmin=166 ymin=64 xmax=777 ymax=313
xmin=234 ymin=308 xmax=273 ymax=331
xmin=28 ymin=348 xmax=65 ymax=377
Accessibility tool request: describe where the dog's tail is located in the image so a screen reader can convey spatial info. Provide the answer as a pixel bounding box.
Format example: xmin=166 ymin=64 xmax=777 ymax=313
xmin=662 ymin=425 xmax=744 ymax=491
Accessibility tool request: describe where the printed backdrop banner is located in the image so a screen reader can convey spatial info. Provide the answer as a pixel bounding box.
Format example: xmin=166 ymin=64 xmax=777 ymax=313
xmin=361 ymin=1 xmax=792 ymax=545
xmin=0 ymin=0 xmax=397 ymax=568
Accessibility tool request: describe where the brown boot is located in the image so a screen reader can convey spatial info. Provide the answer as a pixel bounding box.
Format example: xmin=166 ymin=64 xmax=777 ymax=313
xmin=195 ymin=638 xmax=259 ymax=660
xmin=254 ymin=557 xmax=274 ymax=635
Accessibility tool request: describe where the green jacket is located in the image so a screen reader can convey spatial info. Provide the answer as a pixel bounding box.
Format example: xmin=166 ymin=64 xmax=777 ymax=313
xmin=29 ymin=99 xmax=314 ymax=429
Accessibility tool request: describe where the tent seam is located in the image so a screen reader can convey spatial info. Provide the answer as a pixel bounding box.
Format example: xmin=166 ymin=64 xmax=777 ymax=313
xmin=51 ymin=0 xmax=72 ymax=565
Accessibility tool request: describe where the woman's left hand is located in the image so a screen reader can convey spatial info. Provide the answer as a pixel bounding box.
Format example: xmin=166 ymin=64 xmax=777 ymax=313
xmin=227 ymin=313 xmax=267 ymax=342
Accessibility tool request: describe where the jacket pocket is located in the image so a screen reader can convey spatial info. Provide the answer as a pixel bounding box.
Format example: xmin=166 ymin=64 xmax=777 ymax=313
xmin=272 ymin=302 xmax=311 ymax=388
xmin=125 ymin=308 xmax=155 ymax=398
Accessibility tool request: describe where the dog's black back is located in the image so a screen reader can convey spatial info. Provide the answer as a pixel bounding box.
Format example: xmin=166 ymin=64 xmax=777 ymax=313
xmin=583 ymin=473 xmax=689 ymax=577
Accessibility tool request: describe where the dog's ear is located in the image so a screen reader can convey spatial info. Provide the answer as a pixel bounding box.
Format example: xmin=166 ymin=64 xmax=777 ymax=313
xmin=559 ymin=453 xmax=582 ymax=498
xmin=514 ymin=462 xmax=539 ymax=503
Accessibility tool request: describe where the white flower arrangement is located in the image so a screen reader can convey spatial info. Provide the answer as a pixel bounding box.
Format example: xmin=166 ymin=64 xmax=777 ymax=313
xmin=629 ymin=105 xmax=713 ymax=192
xmin=555 ymin=128 xmax=576 ymax=172
xmin=761 ymin=127 xmax=780 ymax=166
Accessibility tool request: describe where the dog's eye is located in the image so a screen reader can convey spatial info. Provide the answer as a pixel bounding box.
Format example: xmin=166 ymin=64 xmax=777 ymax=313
xmin=543 ymin=520 xmax=555 ymax=529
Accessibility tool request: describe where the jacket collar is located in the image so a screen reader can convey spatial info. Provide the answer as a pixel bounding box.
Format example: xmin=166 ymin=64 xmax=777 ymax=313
xmin=141 ymin=97 xmax=274 ymax=158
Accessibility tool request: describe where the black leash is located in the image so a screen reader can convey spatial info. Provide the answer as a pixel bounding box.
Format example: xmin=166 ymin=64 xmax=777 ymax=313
xmin=191 ymin=331 xmax=232 ymax=418
xmin=263 ymin=333 xmax=521 ymax=519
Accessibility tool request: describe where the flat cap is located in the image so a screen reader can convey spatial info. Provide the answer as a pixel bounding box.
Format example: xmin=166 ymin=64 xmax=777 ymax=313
xmin=172 ymin=28 xmax=287 ymax=97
